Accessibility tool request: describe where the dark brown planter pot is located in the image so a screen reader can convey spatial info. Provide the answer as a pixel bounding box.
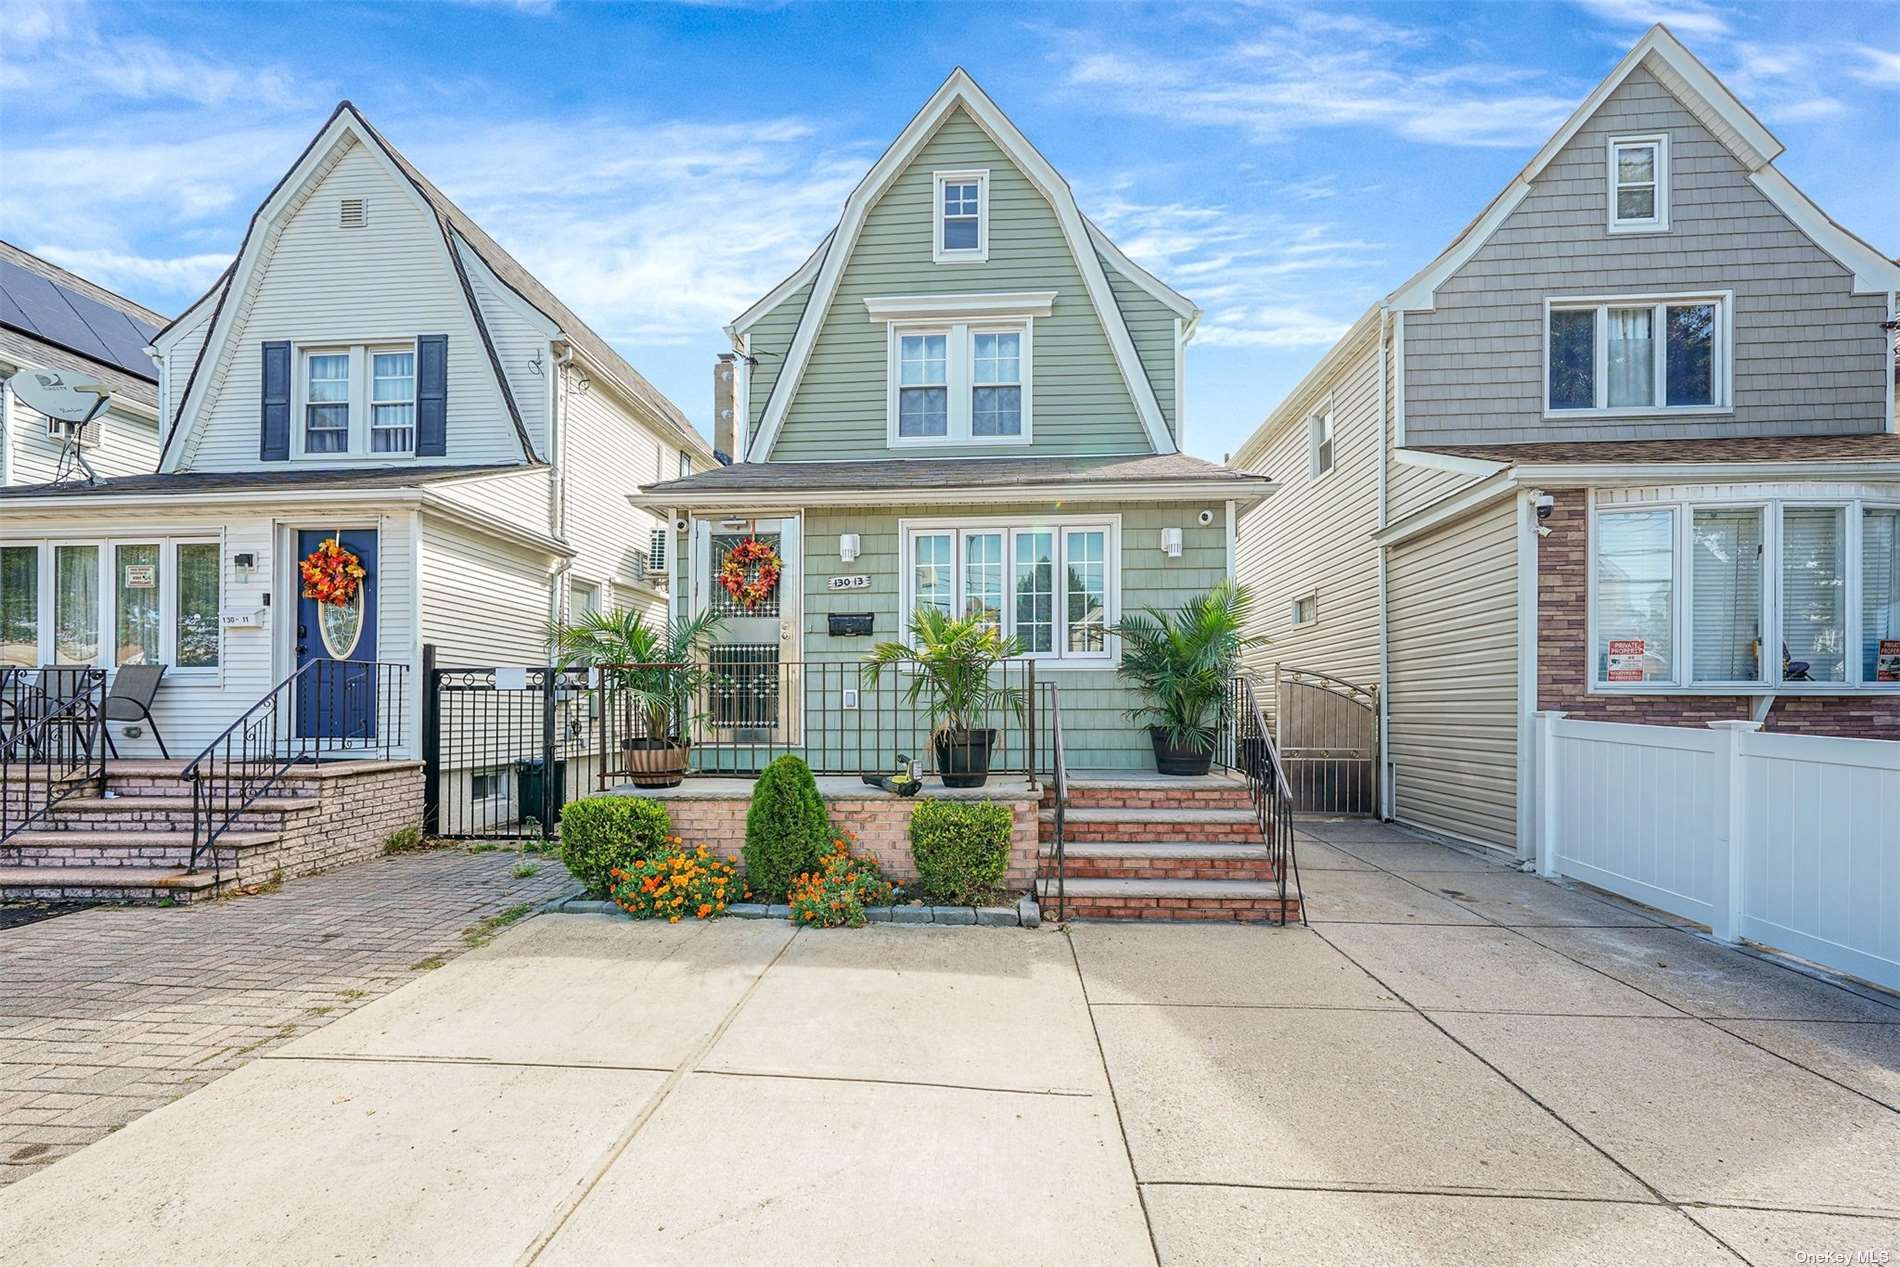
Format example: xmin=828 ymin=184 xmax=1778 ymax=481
xmin=932 ymin=728 xmax=996 ymax=789
xmin=1149 ymin=726 xmax=1213 ymax=777
xmin=622 ymin=738 xmax=690 ymax=789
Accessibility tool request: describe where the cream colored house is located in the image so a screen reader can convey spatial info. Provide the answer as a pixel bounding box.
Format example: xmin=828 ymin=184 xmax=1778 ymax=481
xmin=1234 ymin=25 xmax=1900 ymax=856
xmin=1 ymin=101 xmax=712 ymax=766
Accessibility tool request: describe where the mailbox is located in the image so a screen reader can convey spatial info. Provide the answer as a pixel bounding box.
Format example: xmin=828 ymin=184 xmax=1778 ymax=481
xmin=828 ymin=613 xmax=875 ymax=638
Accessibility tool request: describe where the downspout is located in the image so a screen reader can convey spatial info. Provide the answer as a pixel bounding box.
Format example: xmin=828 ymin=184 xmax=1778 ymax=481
xmin=546 ymin=344 xmax=576 ymax=634
xmin=1374 ymin=307 xmax=1392 ymax=821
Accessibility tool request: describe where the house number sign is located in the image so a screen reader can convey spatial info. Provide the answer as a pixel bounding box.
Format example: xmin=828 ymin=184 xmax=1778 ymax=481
xmin=827 ymin=575 xmax=872 ymax=591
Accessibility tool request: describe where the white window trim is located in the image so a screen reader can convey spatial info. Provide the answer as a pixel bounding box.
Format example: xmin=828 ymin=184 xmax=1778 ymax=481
xmin=293 ymin=339 xmax=421 ymax=460
xmin=1542 ymin=291 xmax=1732 ymax=420
xmin=368 ymin=346 xmax=418 ymax=455
xmin=5 ymin=534 xmax=224 ymax=683
xmin=1586 ymin=495 xmax=1900 ymax=695
xmin=1309 ymin=402 xmax=1335 ymax=480
xmin=1607 ymin=133 xmax=1669 ymax=234
xmin=885 ymin=319 xmax=1033 ymax=448
xmin=932 ymin=168 xmax=989 ymax=264
xmin=897 ymin=514 xmax=1120 ymax=664
xmin=1290 ymin=591 xmax=1318 ymax=627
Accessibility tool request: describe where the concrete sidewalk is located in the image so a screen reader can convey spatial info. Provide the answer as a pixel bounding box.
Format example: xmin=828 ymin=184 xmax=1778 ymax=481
xmin=1 ymin=824 xmax=1896 ymax=1265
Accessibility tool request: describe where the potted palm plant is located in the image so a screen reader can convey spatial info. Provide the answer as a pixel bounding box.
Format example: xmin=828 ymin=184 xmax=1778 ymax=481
xmin=1111 ymin=580 xmax=1262 ymax=776
xmin=863 ymin=608 xmax=1025 ymax=788
xmin=549 ymin=608 xmax=723 ymax=788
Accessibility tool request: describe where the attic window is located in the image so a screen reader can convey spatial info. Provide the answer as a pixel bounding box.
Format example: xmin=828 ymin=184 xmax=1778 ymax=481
xmin=1607 ymin=135 xmax=1667 ymax=233
xmin=339 ymin=198 xmax=368 ymax=229
xmin=933 ymin=170 xmax=988 ymax=263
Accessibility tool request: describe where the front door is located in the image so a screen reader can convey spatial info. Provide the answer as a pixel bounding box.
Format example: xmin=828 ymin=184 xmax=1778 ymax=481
xmin=294 ymin=528 xmax=379 ymax=743
xmin=697 ymin=517 xmax=799 ymax=751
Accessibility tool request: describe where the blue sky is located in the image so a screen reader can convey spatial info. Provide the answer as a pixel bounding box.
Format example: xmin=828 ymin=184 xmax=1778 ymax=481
xmin=4 ymin=0 xmax=1896 ymax=461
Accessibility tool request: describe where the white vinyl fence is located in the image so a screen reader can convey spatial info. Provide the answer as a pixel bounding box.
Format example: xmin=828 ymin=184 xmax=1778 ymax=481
xmin=1535 ymin=712 xmax=1900 ymax=992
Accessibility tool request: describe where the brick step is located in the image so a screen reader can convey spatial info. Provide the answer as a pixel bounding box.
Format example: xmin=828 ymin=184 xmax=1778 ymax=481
xmin=45 ymin=797 xmax=318 ymax=832
xmin=1041 ymin=806 xmax=1261 ymax=844
xmin=0 ymin=865 xmax=225 ymax=902
xmin=1034 ymin=877 xmax=1301 ymax=923
xmin=1042 ymin=775 xmax=1252 ymax=813
xmin=1044 ymin=841 xmax=1279 ymax=883
xmin=4 ymin=829 xmax=281 ymax=860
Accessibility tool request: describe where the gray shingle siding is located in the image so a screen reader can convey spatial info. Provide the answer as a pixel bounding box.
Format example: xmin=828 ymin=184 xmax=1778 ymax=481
xmin=1403 ymin=66 xmax=1888 ymax=446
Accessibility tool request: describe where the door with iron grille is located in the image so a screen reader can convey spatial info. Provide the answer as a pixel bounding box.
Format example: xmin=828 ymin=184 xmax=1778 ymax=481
xmin=694 ymin=517 xmax=801 ymax=763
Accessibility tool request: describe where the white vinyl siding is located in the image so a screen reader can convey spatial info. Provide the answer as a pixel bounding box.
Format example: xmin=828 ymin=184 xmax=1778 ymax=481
xmin=1387 ymin=498 xmax=1519 ymax=850
xmin=3 ymin=391 xmax=159 ymax=486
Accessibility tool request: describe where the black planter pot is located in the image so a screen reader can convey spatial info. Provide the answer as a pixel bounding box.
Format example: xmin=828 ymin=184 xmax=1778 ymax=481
xmin=1149 ymin=726 xmax=1213 ymax=777
xmin=933 ymin=728 xmax=996 ymax=788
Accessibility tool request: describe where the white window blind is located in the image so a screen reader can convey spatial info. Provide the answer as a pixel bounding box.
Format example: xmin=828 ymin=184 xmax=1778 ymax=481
xmin=1781 ymin=507 xmax=1846 ymax=683
xmin=1596 ymin=509 xmax=1675 ymax=683
xmin=1690 ymin=508 xmax=1762 ymax=683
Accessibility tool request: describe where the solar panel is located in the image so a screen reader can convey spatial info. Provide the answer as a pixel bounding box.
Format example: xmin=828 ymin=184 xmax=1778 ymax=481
xmin=0 ymin=257 xmax=159 ymax=380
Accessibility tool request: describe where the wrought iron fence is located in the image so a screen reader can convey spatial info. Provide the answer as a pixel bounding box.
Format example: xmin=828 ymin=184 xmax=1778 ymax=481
xmin=1 ymin=667 xmax=107 ymax=841
xmin=1219 ymin=675 xmax=1304 ymax=927
xmin=423 ymin=651 xmax=594 ymax=840
xmin=1273 ymin=665 xmax=1379 ymax=816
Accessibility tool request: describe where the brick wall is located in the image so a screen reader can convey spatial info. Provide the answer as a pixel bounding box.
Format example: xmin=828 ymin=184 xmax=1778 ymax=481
xmin=647 ymin=790 xmax=1041 ymax=889
xmin=1537 ymin=490 xmax=1900 ymax=739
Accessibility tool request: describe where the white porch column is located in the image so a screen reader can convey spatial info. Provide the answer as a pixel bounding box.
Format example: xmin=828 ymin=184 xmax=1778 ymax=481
xmin=1706 ymin=720 xmax=1761 ymax=944
xmin=1534 ymin=710 xmax=1567 ymax=877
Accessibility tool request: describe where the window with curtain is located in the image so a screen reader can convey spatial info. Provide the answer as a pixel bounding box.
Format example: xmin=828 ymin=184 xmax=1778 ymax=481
xmin=56 ymin=545 xmax=99 ymax=665
xmin=1862 ymin=508 xmax=1900 ymax=682
xmin=1690 ymin=509 xmax=1762 ymax=683
xmin=1606 ymin=307 xmax=1654 ymax=408
xmin=1596 ymin=510 xmax=1674 ymax=683
xmin=305 ymin=352 xmax=350 ymax=453
xmin=0 ymin=545 xmax=37 ymax=668
xmin=114 ymin=543 xmax=161 ymax=666
xmin=1781 ymin=507 xmax=1845 ymax=683
xmin=897 ymin=333 xmax=948 ymax=438
xmin=370 ymin=350 xmax=415 ymax=453
xmin=903 ymin=523 xmax=1114 ymax=661
xmin=175 ymin=543 xmax=221 ymax=668
xmin=1548 ymin=296 xmax=1722 ymax=413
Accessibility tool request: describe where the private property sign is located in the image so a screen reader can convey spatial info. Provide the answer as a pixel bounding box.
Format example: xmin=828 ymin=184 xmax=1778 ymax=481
xmin=1606 ymin=639 xmax=1646 ymax=682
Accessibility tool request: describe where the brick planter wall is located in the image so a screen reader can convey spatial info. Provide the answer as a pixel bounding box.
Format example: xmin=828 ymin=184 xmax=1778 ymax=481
xmin=628 ymin=781 xmax=1042 ymax=889
xmin=1537 ymin=489 xmax=1900 ymax=740
xmin=245 ymin=763 xmax=426 ymax=885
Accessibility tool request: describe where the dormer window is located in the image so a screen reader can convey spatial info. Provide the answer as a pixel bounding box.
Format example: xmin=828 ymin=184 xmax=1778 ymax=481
xmin=933 ymin=170 xmax=988 ymax=263
xmin=1608 ymin=134 xmax=1667 ymax=233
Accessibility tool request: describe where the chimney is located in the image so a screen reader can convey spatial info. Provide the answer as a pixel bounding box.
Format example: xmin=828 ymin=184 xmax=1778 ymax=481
xmin=713 ymin=354 xmax=737 ymax=464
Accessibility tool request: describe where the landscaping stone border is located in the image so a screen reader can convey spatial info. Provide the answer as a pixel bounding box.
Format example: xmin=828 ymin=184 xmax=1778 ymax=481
xmin=549 ymin=893 xmax=1043 ymax=928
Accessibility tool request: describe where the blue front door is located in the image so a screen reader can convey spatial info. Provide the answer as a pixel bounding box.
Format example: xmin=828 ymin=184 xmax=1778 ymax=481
xmin=295 ymin=529 xmax=378 ymax=742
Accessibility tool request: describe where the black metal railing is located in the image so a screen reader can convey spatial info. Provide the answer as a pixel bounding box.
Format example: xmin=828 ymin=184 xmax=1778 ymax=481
xmin=184 ymin=659 xmax=408 ymax=873
xmin=593 ymin=657 xmax=1040 ymax=782
xmin=1222 ymin=675 xmax=1305 ymax=927
xmin=423 ymin=657 xmax=594 ymax=840
xmin=1 ymin=667 xmax=107 ymax=842
xmin=1036 ymin=679 xmax=1070 ymax=922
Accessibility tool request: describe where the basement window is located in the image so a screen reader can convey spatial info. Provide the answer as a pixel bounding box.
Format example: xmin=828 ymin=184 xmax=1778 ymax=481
xmin=1290 ymin=593 xmax=1317 ymax=627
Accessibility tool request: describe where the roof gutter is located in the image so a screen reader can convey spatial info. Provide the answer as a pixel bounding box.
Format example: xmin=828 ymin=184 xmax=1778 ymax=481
xmin=1511 ymin=459 xmax=1900 ymax=487
xmin=629 ymin=477 xmax=1279 ymax=513
xmin=1374 ymin=470 xmax=1519 ymax=546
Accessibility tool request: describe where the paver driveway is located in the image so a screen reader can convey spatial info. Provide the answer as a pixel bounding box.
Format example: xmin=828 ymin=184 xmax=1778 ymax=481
xmin=1 ymin=824 xmax=1896 ymax=1265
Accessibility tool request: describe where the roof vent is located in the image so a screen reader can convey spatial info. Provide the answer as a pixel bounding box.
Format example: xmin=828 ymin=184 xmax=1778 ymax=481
xmin=339 ymin=198 xmax=368 ymax=229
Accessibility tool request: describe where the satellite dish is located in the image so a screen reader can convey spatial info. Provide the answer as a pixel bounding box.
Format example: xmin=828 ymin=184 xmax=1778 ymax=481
xmin=11 ymin=367 xmax=111 ymax=424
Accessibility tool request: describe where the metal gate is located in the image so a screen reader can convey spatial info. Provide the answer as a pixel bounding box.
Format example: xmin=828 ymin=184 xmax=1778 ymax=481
xmin=422 ymin=645 xmax=594 ymax=839
xmin=1274 ymin=665 xmax=1379 ymax=816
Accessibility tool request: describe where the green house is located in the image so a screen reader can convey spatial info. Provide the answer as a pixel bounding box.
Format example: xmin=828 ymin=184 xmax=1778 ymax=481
xmin=639 ymin=70 xmax=1275 ymax=774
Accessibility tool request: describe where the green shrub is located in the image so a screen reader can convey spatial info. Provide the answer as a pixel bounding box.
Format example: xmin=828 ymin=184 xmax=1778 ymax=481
xmin=744 ymin=755 xmax=830 ymax=901
xmin=910 ymin=800 xmax=1013 ymax=904
xmin=559 ymin=796 xmax=674 ymax=897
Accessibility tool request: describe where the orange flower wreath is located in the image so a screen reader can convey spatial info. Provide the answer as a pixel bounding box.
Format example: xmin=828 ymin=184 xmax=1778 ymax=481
xmin=299 ymin=537 xmax=366 ymax=607
xmin=717 ymin=536 xmax=781 ymax=611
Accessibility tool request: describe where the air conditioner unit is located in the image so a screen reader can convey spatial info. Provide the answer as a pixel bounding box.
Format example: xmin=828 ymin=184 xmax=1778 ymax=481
xmin=46 ymin=415 xmax=101 ymax=449
xmin=646 ymin=527 xmax=669 ymax=579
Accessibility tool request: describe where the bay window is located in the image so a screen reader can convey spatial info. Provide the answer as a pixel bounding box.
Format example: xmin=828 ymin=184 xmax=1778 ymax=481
xmin=0 ymin=539 xmax=221 ymax=672
xmin=901 ymin=518 xmax=1117 ymax=662
xmin=1592 ymin=499 xmax=1899 ymax=691
xmin=1545 ymin=292 xmax=1726 ymax=416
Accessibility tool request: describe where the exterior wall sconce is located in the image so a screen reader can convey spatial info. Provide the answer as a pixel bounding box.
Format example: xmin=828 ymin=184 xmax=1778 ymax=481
xmin=840 ymin=533 xmax=861 ymax=563
xmin=1160 ymin=527 xmax=1183 ymax=558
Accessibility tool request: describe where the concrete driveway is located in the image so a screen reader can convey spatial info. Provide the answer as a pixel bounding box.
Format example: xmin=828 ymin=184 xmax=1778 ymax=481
xmin=2 ymin=824 xmax=1897 ymax=1265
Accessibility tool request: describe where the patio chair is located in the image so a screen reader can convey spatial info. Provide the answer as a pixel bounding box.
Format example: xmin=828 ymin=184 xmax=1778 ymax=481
xmin=102 ymin=663 xmax=169 ymax=758
xmin=4 ymin=667 xmax=101 ymax=760
xmin=1782 ymin=642 xmax=1812 ymax=682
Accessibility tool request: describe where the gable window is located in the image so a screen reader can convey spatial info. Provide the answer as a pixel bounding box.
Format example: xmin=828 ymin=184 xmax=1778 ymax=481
xmin=901 ymin=517 xmax=1117 ymax=662
xmin=1592 ymin=498 xmax=1900 ymax=692
xmin=1608 ymin=135 xmax=1668 ymax=233
xmin=1309 ymin=407 xmax=1334 ymax=478
xmin=886 ymin=320 xmax=1034 ymax=447
xmin=370 ymin=350 xmax=415 ymax=453
xmin=933 ymin=170 xmax=988 ymax=263
xmin=897 ymin=332 xmax=949 ymax=438
xmin=1545 ymin=293 xmax=1726 ymax=417
xmin=304 ymin=352 xmax=351 ymax=453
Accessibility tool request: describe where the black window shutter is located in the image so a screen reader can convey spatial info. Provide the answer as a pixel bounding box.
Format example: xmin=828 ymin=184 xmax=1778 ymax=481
xmin=415 ymin=334 xmax=448 ymax=456
xmin=260 ymin=341 xmax=291 ymax=461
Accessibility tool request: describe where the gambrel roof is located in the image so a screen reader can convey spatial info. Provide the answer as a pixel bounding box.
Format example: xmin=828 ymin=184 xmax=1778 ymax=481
xmin=1388 ymin=24 xmax=1900 ymax=312
xmin=738 ymin=68 xmax=1193 ymax=462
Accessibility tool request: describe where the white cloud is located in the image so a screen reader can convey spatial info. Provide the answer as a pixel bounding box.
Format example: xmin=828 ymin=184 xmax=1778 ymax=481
xmin=26 ymin=246 xmax=232 ymax=296
xmin=1848 ymin=47 xmax=1900 ymax=86
xmin=1572 ymin=0 xmax=1730 ymax=37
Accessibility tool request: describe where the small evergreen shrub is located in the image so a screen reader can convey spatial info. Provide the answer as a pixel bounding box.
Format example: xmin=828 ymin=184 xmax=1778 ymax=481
xmin=743 ymin=755 xmax=830 ymax=901
xmin=610 ymin=846 xmax=739 ymax=922
xmin=910 ymin=800 xmax=1013 ymax=904
xmin=559 ymin=796 xmax=674 ymax=897
xmin=788 ymin=837 xmax=893 ymax=928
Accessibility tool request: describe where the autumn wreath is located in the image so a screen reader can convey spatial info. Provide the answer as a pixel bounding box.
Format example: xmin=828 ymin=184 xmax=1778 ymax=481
xmin=299 ymin=537 xmax=366 ymax=607
xmin=717 ymin=536 xmax=781 ymax=611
